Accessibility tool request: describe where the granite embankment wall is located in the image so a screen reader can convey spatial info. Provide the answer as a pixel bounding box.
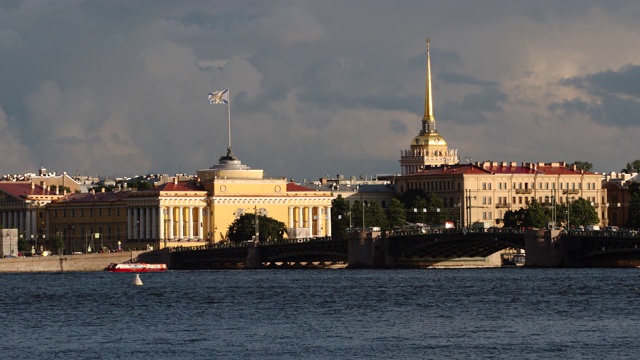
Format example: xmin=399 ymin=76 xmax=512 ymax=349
xmin=0 ymin=251 xmax=150 ymax=272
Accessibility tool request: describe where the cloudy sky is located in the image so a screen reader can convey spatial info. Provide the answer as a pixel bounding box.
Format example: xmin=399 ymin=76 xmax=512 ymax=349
xmin=1 ymin=1 xmax=640 ymax=181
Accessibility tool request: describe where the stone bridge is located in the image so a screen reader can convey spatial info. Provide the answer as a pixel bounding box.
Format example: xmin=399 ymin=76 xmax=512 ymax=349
xmin=168 ymin=229 xmax=640 ymax=269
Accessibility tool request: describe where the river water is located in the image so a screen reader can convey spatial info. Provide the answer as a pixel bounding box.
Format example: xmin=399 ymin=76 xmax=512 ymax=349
xmin=1 ymin=268 xmax=639 ymax=359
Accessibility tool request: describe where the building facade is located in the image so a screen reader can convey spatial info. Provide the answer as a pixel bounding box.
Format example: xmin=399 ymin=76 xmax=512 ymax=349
xmin=0 ymin=149 xmax=334 ymax=253
xmin=603 ymin=172 xmax=638 ymax=227
xmin=395 ymin=161 xmax=608 ymax=228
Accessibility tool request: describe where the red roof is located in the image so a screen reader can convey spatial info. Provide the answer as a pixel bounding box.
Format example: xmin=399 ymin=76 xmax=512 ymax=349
xmin=0 ymin=182 xmax=54 ymax=199
xmin=156 ymin=181 xmax=205 ymax=192
xmin=287 ymin=182 xmax=315 ymax=192
xmin=404 ymin=162 xmax=592 ymax=177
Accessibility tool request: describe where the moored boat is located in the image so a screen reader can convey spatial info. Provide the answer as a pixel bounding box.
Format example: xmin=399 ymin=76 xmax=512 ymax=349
xmin=105 ymin=263 xmax=167 ymax=273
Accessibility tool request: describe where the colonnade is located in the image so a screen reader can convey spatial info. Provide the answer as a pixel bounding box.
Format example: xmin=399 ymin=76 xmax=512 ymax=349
xmin=127 ymin=206 xmax=206 ymax=241
xmin=0 ymin=208 xmax=45 ymax=241
xmin=287 ymin=205 xmax=332 ymax=237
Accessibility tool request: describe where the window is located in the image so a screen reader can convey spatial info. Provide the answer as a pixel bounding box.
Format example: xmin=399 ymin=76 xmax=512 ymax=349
xmin=71 ymin=209 xmax=75 ymax=217
xmin=488 ymin=197 xmax=492 ymax=205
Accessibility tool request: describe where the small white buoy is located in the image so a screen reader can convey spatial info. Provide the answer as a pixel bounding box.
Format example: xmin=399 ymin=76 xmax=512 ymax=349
xmin=133 ymin=274 xmax=144 ymax=286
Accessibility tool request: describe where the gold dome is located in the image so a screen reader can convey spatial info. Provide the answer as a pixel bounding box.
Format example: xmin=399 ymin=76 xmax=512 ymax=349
xmin=411 ymin=132 xmax=448 ymax=147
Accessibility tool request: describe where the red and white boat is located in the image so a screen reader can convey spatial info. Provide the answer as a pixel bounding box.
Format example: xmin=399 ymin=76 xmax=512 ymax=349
xmin=105 ymin=263 xmax=168 ymax=273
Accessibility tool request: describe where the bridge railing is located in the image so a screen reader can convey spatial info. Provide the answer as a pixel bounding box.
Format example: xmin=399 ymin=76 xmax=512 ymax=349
xmin=169 ymin=236 xmax=336 ymax=252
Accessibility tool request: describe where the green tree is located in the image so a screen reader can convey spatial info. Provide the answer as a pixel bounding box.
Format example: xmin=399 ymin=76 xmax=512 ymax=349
xmin=52 ymin=236 xmax=65 ymax=255
xmin=350 ymin=200 xmax=365 ymax=229
xmin=18 ymin=236 xmax=29 ymax=252
xmin=227 ymin=213 xmax=287 ymax=243
xmin=365 ymin=201 xmax=388 ymax=230
xmin=523 ymin=199 xmax=551 ymax=228
xmin=386 ymin=198 xmax=406 ymax=229
xmin=503 ymin=208 xmax=525 ymax=228
xmin=624 ymin=159 xmax=640 ymax=173
xmin=627 ymin=183 xmax=640 ymax=229
xmin=573 ymin=161 xmax=593 ymax=172
xmin=128 ymin=180 xmax=153 ymax=190
xmin=331 ymin=195 xmax=351 ymax=239
xmin=567 ymin=198 xmax=599 ymax=227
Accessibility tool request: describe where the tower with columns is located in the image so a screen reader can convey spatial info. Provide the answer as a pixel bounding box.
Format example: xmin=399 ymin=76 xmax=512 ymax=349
xmin=400 ymin=38 xmax=459 ymax=175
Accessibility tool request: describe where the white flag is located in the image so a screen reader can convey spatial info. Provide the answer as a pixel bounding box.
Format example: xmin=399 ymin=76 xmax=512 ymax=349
xmin=208 ymin=89 xmax=229 ymax=104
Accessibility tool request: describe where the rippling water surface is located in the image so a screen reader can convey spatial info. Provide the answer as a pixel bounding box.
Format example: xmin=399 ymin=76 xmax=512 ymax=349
xmin=1 ymin=268 xmax=639 ymax=359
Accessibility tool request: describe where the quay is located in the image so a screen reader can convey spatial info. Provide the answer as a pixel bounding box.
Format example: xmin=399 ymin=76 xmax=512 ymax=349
xmin=0 ymin=251 xmax=151 ymax=272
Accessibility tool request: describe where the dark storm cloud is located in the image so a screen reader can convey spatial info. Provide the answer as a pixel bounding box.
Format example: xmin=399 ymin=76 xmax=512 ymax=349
xmin=556 ymin=64 xmax=640 ymax=127
xmin=549 ymin=95 xmax=640 ymax=128
xmin=438 ymin=72 xmax=499 ymax=87
xmin=561 ymin=64 xmax=640 ymax=98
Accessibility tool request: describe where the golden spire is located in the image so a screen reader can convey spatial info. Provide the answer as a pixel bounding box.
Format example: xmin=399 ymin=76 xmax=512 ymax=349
xmin=422 ymin=38 xmax=436 ymax=133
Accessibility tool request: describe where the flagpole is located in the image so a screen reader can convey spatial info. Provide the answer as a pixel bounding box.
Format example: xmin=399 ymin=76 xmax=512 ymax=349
xmin=227 ymin=88 xmax=231 ymax=149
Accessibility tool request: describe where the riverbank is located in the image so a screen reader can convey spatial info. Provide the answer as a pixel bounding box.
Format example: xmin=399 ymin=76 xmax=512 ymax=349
xmin=0 ymin=251 xmax=150 ymax=272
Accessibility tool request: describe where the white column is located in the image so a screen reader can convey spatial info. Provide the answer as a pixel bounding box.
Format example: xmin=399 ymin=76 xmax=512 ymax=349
xmin=178 ymin=206 xmax=184 ymax=239
xmin=145 ymin=207 xmax=151 ymax=239
xmin=297 ymin=207 xmax=303 ymax=228
xmin=326 ymin=206 xmax=332 ymax=237
xmin=133 ymin=208 xmax=139 ymax=240
xmin=288 ymin=206 xmax=294 ymax=228
xmin=25 ymin=209 xmax=32 ymax=240
xmin=307 ymin=207 xmax=313 ymax=236
xmin=159 ymin=207 xmax=165 ymax=242
xmin=197 ymin=206 xmax=203 ymax=239
xmin=316 ymin=207 xmax=322 ymax=237
xmin=127 ymin=208 xmax=132 ymax=240
xmin=151 ymin=207 xmax=157 ymax=240
xmin=187 ymin=206 xmax=193 ymax=240
xmin=168 ymin=206 xmax=174 ymax=240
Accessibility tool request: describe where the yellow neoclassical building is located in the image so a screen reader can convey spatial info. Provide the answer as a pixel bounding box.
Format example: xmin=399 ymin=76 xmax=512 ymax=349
xmin=0 ymin=148 xmax=333 ymax=252
xmin=113 ymin=148 xmax=334 ymax=249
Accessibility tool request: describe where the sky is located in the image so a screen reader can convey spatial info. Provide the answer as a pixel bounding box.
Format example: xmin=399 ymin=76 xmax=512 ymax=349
xmin=1 ymin=1 xmax=640 ymax=182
